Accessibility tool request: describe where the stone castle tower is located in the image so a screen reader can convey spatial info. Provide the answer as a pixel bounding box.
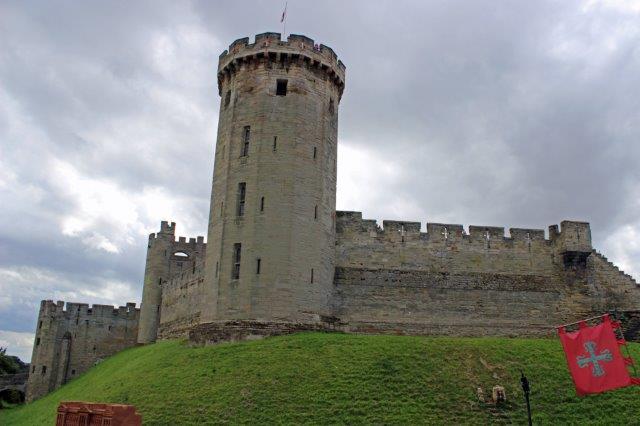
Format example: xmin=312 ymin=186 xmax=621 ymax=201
xmin=199 ymin=33 xmax=345 ymax=324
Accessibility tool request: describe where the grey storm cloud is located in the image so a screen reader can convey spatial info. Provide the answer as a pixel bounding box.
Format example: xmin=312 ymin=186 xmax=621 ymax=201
xmin=1 ymin=0 xmax=639 ymax=361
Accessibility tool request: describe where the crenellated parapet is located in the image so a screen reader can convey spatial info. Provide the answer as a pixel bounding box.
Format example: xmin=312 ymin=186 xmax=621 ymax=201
xmin=148 ymin=221 xmax=206 ymax=254
xmin=39 ymin=300 xmax=139 ymax=321
xmin=335 ymin=211 xmax=589 ymax=250
xmin=146 ymin=221 xmax=207 ymax=272
xmin=217 ymin=32 xmax=346 ymax=98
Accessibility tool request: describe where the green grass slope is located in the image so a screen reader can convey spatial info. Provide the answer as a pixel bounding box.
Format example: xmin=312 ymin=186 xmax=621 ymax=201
xmin=2 ymin=333 xmax=639 ymax=425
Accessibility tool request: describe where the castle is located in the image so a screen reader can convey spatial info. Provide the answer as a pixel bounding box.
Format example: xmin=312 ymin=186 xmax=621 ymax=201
xmin=26 ymin=32 xmax=640 ymax=401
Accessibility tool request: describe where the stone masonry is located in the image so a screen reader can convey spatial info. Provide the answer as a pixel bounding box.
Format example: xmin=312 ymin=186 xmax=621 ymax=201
xmin=27 ymin=32 xmax=640 ymax=400
xmin=26 ymin=301 xmax=139 ymax=402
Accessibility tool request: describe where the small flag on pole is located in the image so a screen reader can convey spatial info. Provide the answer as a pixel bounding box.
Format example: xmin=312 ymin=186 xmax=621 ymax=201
xmin=281 ymin=2 xmax=287 ymax=23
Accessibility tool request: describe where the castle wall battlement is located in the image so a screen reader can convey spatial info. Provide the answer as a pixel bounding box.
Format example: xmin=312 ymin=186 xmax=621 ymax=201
xmin=333 ymin=211 xmax=640 ymax=337
xmin=217 ymin=32 xmax=345 ymax=98
xmin=336 ymin=211 xmax=591 ymax=249
xmin=39 ymin=300 xmax=138 ymax=320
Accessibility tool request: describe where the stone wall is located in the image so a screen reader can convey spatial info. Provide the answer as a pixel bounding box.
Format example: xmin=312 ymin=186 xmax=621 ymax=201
xmin=331 ymin=211 xmax=640 ymax=337
xmin=26 ymin=300 xmax=139 ymax=402
xmin=158 ymin=260 xmax=206 ymax=339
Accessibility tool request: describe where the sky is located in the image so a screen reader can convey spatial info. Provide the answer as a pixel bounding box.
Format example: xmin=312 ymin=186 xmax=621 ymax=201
xmin=1 ymin=0 xmax=640 ymax=362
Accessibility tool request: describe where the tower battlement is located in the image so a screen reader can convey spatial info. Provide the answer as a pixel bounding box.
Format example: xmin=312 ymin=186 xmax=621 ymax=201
xmin=217 ymin=32 xmax=345 ymax=98
xmin=148 ymin=220 xmax=206 ymax=252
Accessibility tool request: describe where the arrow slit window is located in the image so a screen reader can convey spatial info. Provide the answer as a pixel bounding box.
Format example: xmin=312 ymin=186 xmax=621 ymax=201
xmin=232 ymin=243 xmax=241 ymax=279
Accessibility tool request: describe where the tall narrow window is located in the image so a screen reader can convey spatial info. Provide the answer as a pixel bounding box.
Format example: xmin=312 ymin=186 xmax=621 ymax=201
xmin=314 ymin=205 xmax=318 ymax=220
xmin=220 ymin=201 xmax=224 ymax=217
xmin=215 ymin=261 xmax=219 ymax=277
xmin=256 ymin=258 xmax=261 ymax=274
xmin=237 ymin=182 xmax=246 ymax=216
xmin=36 ymin=337 xmax=40 ymax=346
xmin=273 ymin=136 xmax=277 ymax=151
xmin=41 ymin=366 xmax=47 ymax=375
xmin=225 ymin=90 xmax=231 ymax=107
xmin=232 ymin=243 xmax=242 ymax=279
xmin=329 ymin=98 xmax=335 ymax=114
xmin=276 ymin=79 xmax=288 ymax=96
xmin=260 ymin=196 xmax=265 ymax=212
xmin=313 ymin=146 xmax=317 ymax=159
xmin=241 ymin=126 xmax=250 ymax=157
xmin=310 ymin=268 xmax=314 ymax=284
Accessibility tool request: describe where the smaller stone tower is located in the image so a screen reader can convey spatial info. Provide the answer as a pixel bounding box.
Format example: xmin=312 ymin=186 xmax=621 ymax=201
xmin=550 ymin=220 xmax=593 ymax=268
xmin=137 ymin=221 xmax=206 ymax=343
xmin=26 ymin=300 xmax=139 ymax=402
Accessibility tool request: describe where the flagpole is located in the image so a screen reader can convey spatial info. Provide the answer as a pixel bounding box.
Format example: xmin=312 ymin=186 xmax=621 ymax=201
xmin=520 ymin=371 xmax=532 ymax=426
xmin=282 ymin=1 xmax=287 ymax=38
xmin=556 ymin=313 xmax=607 ymax=330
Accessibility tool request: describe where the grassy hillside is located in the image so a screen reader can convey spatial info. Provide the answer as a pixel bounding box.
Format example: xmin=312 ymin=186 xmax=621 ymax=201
xmin=2 ymin=333 xmax=639 ymax=425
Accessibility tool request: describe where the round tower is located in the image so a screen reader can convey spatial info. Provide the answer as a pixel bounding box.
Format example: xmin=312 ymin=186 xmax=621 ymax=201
xmin=201 ymin=32 xmax=345 ymax=325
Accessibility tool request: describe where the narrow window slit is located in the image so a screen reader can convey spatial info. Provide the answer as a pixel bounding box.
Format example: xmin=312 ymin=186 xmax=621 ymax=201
xmin=232 ymin=243 xmax=242 ymax=279
xmin=241 ymin=126 xmax=250 ymax=157
xmin=237 ymin=182 xmax=246 ymax=216
xmin=276 ymin=79 xmax=288 ymax=96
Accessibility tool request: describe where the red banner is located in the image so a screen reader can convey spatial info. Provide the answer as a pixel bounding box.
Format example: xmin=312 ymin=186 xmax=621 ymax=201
xmin=558 ymin=315 xmax=635 ymax=396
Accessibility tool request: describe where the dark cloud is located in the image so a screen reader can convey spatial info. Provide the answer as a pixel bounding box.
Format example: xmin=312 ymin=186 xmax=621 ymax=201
xmin=1 ymin=0 xmax=639 ymax=361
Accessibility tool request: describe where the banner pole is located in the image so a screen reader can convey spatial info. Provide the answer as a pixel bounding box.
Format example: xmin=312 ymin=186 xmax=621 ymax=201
xmin=556 ymin=314 xmax=606 ymax=330
xmin=520 ymin=371 xmax=532 ymax=426
xmin=615 ymin=318 xmax=639 ymax=378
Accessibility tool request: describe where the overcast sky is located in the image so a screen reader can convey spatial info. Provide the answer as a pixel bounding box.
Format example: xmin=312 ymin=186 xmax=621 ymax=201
xmin=2 ymin=0 xmax=640 ymax=361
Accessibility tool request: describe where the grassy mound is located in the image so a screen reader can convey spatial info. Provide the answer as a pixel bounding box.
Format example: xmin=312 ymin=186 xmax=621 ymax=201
xmin=2 ymin=333 xmax=639 ymax=424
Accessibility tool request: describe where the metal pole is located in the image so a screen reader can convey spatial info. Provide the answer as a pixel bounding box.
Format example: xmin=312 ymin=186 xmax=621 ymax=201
xmin=521 ymin=371 xmax=532 ymax=426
